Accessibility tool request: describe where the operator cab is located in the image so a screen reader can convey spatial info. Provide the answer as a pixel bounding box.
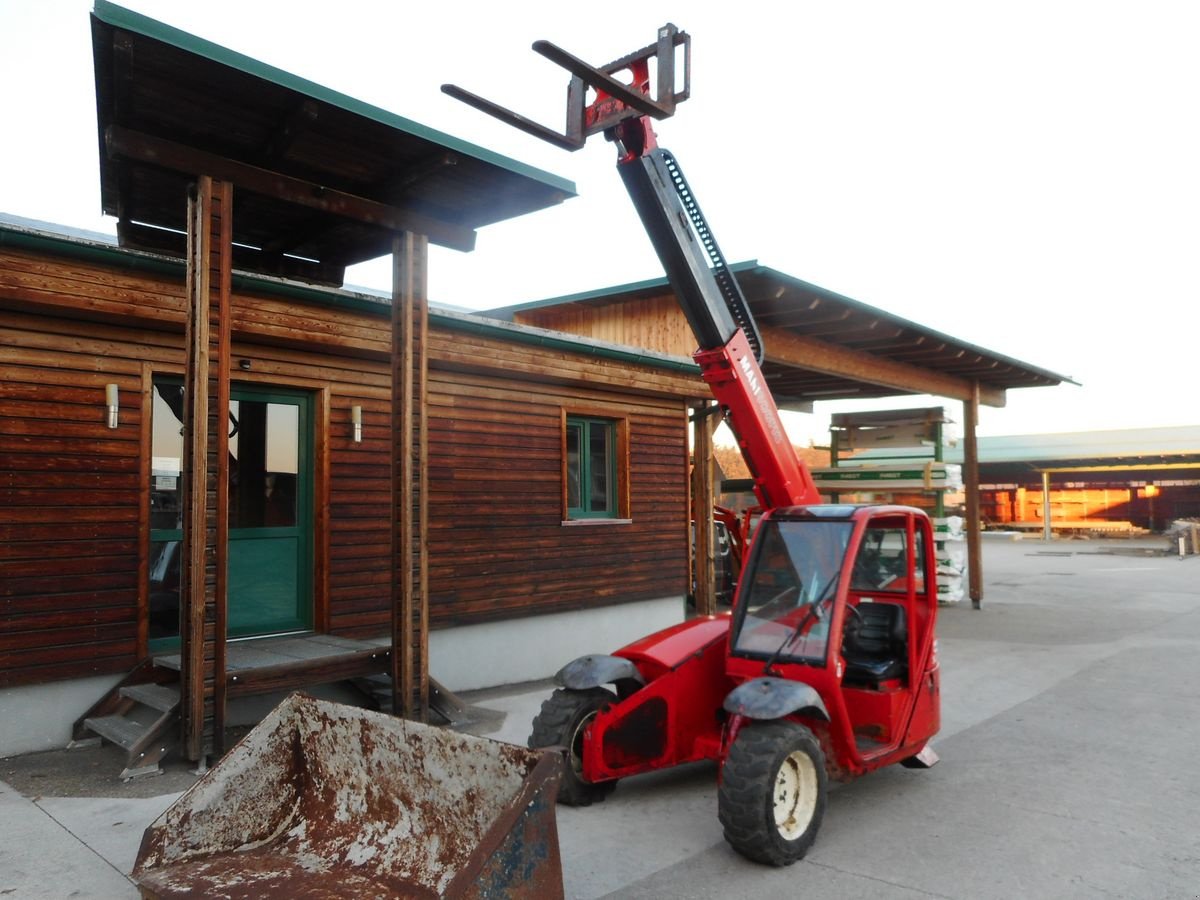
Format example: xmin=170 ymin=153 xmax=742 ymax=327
xmin=728 ymin=505 xmax=938 ymax=764
xmin=729 ymin=507 xmax=856 ymax=667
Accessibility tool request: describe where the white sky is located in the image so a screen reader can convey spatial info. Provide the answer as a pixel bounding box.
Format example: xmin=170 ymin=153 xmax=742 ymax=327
xmin=3 ymin=1 xmax=1197 ymax=443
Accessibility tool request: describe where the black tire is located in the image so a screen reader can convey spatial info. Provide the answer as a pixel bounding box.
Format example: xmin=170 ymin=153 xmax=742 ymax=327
xmin=528 ymin=687 xmax=618 ymax=806
xmin=717 ymin=720 xmax=827 ymax=866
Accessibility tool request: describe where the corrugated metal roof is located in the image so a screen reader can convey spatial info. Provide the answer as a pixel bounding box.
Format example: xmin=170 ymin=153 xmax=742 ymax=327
xmin=947 ymin=426 xmax=1200 ymax=467
xmin=90 ymin=1 xmax=575 ymax=286
xmin=844 ymin=425 xmax=1200 ymax=474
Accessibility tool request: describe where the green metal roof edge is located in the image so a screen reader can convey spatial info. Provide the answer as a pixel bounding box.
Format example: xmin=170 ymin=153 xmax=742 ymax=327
xmin=484 ymin=260 xmax=760 ymax=318
xmin=91 ymin=0 xmax=576 ymax=199
xmin=0 ymin=218 xmax=698 ymax=376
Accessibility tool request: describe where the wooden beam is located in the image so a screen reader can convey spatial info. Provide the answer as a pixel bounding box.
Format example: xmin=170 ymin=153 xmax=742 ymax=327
xmin=117 ymin=221 xmax=345 ymax=286
xmin=213 ymin=182 xmax=233 ymax=756
xmin=179 ymin=177 xmax=233 ymax=762
xmin=378 ymin=151 xmax=461 ymax=203
xmin=105 ymin=126 xmax=477 ymax=253
xmin=1034 ymin=461 xmax=1200 ymax=474
xmin=179 ymin=183 xmax=207 ymax=763
xmin=259 ymin=100 xmax=320 ymax=166
xmin=391 ymin=232 xmax=430 ymax=721
xmin=1042 ymin=472 xmax=1053 ymax=542
xmin=136 ymin=362 xmax=152 ymax=658
xmin=963 ymin=383 xmax=982 ymax=609
xmin=417 ymin=243 xmax=430 ymax=721
xmin=761 ymin=325 xmax=1007 ymax=407
xmin=226 ymin=647 xmax=389 ymax=698
xmin=691 ymin=402 xmax=717 ymax=616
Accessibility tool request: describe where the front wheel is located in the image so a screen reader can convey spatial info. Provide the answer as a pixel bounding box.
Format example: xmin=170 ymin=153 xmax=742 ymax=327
xmin=717 ymin=721 xmax=827 ymax=866
xmin=528 ymin=687 xmax=617 ymax=806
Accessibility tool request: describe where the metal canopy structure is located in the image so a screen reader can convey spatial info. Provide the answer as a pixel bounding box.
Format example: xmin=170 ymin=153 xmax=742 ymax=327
xmin=945 ymin=426 xmax=1200 ymax=479
xmin=90 ymin=0 xmax=575 ymax=286
xmin=492 ymin=261 xmax=1074 ymax=409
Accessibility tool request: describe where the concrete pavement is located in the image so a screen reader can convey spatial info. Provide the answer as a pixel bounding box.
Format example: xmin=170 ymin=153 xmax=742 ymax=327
xmin=3 ymin=536 xmax=1198 ymax=898
xmin=0 ymin=781 xmax=174 ymax=898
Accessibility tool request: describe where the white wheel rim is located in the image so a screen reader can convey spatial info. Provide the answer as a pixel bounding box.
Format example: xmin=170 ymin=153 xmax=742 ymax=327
xmin=569 ymin=711 xmax=598 ymax=776
xmin=773 ymin=749 xmax=818 ymax=840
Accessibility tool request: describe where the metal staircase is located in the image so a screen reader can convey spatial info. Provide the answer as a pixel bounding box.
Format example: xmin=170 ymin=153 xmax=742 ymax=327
xmin=76 ymin=666 xmax=506 ymax=780
xmin=71 ymin=661 xmax=181 ymax=780
xmin=352 ymin=674 xmax=505 ymax=734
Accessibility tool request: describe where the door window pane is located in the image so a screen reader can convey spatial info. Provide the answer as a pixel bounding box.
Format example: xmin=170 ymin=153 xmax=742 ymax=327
xmin=148 ymin=380 xmax=310 ymax=645
xmin=150 ymin=380 xmax=185 ymax=642
xmin=851 ymin=526 xmax=913 ymax=593
xmin=148 ymin=539 xmax=180 ymax=641
xmin=229 ymin=400 xmax=299 ymax=529
xmin=912 ymin=528 xmax=926 ymax=592
xmin=151 ymin=383 xmax=185 ymax=531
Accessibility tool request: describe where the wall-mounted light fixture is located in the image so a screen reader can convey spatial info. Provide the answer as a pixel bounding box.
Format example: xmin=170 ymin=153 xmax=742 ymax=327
xmin=105 ymin=383 xmax=119 ymax=429
xmin=351 ymin=405 xmax=363 ymax=443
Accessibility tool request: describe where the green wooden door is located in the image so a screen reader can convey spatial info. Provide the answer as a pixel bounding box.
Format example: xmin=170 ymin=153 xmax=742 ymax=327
xmin=148 ymin=380 xmax=313 ymax=647
xmin=226 ymin=386 xmax=313 ymax=637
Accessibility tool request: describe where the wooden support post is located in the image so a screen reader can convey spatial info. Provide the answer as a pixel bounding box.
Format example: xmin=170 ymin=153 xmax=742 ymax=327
xmin=180 ymin=177 xmax=233 ymax=761
xmin=963 ymin=382 xmax=983 ymax=610
xmin=691 ymin=402 xmax=717 ymax=617
xmin=391 ymin=232 xmax=430 ymax=720
xmin=136 ymin=362 xmax=153 ymax=656
xmin=1042 ymin=472 xmax=1052 ymax=541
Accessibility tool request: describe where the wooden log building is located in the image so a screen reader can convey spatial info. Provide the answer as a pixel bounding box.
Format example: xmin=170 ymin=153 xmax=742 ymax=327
xmin=0 ymin=209 xmax=704 ymax=762
xmin=0 ymin=3 xmax=707 ymax=763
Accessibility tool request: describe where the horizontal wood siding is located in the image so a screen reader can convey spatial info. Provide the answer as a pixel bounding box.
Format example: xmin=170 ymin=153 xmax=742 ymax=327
xmin=424 ymin=369 xmax=689 ymax=625
xmin=1 ymin=307 xmax=144 ymax=686
xmin=0 ymin=243 xmax=701 ymax=687
xmin=514 ymin=293 xmax=698 ymax=359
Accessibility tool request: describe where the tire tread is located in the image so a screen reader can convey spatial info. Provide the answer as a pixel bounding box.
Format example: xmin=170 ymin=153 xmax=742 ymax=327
xmin=717 ymin=720 xmax=827 ymax=866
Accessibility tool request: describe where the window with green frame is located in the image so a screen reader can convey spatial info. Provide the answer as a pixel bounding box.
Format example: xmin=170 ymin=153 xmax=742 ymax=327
xmin=564 ymin=414 xmax=621 ymax=519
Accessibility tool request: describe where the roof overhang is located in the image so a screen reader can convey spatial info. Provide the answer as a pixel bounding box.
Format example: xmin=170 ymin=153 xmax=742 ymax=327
xmin=90 ymin=1 xmax=575 ymax=285
xmin=491 ymin=261 xmax=1075 ymax=409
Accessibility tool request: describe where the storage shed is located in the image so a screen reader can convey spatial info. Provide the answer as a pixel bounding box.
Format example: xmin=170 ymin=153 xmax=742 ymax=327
xmin=959 ymin=427 xmax=1200 ymax=535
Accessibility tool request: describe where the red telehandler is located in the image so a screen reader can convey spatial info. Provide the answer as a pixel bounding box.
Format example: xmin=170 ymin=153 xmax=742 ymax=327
xmin=444 ymin=24 xmax=940 ymax=867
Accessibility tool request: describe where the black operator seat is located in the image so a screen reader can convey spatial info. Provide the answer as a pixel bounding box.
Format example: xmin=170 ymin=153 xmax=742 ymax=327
xmin=842 ymin=601 xmax=907 ymax=688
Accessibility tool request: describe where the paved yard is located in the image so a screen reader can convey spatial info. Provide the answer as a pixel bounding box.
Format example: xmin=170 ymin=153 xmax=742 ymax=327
xmin=3 ymin=537 xmax=1197 ymax=898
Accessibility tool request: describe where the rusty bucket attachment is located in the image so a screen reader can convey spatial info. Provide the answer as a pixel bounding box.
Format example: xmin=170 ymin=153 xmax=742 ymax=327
xmin=132 ymin=693 xmax=564 ymax=899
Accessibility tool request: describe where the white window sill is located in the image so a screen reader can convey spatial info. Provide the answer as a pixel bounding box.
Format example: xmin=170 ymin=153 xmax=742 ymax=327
xmin=561 ymin=518 xmax=634 ymax=526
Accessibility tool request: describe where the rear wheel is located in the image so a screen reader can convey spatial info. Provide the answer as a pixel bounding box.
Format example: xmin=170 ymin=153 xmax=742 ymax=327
xmin=529 ymin=687 xmax=617 ymax=806
xmin=718 ymin=720 xmax=827 ymax=866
